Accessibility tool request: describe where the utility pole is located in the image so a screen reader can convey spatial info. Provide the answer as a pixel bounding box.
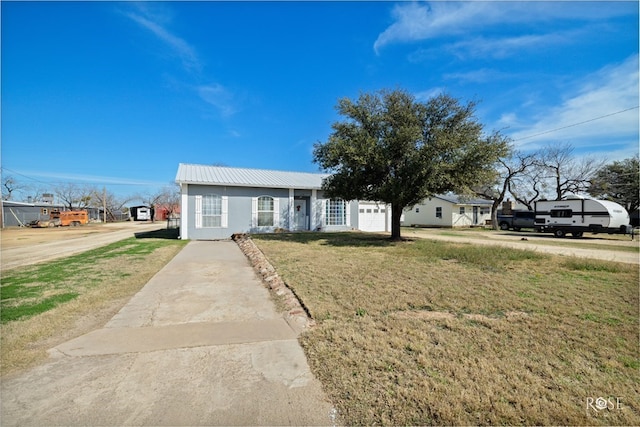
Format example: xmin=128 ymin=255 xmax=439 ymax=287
xmin=103 ymin=187 xmax=107 ymax=223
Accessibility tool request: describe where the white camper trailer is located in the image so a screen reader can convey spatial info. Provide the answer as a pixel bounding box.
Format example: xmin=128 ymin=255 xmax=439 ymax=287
xmin=534 ymin=198 xmax=631 ymax=238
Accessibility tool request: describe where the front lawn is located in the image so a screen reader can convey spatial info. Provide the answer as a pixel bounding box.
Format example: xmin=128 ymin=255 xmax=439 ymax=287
xmin=252 ymin=232 xmax=639 ymax=426
xmin=1 ymin=237 xmax=187 ymax=374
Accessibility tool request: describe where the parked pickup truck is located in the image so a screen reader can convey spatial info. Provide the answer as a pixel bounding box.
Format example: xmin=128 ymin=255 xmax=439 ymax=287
xmin=497 ymin=210 xmax=536 ymax=231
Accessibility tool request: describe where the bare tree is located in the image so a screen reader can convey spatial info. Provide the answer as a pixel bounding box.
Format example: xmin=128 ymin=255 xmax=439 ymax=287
xmin=20 ymin=184 xmax=53 ymax=204
xmin=91 ymin=187 xmax=135 ymax=222
xmin=55 ymin=183 xmax=94 ymax=210
xmin=508 ymin=162 xmax=547 ymax=210
xmin=160 ymin=184 xmax=181 ymax=219
xmin=140 ymin=185 xmax=181 ymax=222
xmin=2 ymin=175 xmax=25 ymax=201
xmin=534 ymin=143 xmax=605 ymax=200
xmin=475 ymin=149 xmax=536 ymax=229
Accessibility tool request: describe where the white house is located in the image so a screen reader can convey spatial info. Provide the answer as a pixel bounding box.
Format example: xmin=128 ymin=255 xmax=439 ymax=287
xmin=402 ymin=194 xmax=493 ymax=228
xmin=175 ymin=164 xmax=391 ymax=240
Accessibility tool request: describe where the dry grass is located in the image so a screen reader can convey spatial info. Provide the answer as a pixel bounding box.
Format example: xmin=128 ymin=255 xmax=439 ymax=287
xmin=252 ymin=232 xmax=639 ymax=426
xmin=407 ymin=226 xmax=640 ymax=253
xmin=1 ymin=237 xmax=187 ymax=375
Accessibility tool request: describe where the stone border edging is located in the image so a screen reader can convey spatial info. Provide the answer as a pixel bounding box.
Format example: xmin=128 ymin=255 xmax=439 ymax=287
xmin=232 ymin=234 xmax=315 ymax=332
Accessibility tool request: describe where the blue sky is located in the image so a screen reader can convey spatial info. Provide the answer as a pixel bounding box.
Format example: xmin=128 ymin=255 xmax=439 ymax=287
xmin=2 ymin=1 xmax=638 ymax=201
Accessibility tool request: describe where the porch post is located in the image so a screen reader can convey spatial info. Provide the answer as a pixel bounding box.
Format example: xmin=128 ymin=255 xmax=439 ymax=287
xmin=180 ymin=184 xmax=188 ymax=239
xmin=311 ymin=189 xmax=317 ymax=231
xmin=288 ymin=188 xmax=294 ymax=231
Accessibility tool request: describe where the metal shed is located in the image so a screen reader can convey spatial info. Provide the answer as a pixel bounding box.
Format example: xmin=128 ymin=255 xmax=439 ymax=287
xmin=1 ymin=200 xmax=65 ymax=228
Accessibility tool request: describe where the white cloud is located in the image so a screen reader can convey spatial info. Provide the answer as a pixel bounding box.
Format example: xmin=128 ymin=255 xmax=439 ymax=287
xmin=444 ymin=68 xmax=512 ymax=84
xmin=447 ymin=33 xmax=570 ymax=60
xmin=19 ymin=170 xmax=166 ymax=187
xmin=124 ymin=7 xmax=201 ymax=73
xmin=496 ymin=112 xmax=520 ymax=129
xmin=374 ymin=1 xmax=635 ymax=53
xmin=197 ymin=84 xmax=237 ymax=117
xmin=123 ymin=5 xmax=241 ymax=119
xmin=508 ymin=54 xmax=639 ymax=151
xmin=415 ymin=87 xmax=445 ymax=102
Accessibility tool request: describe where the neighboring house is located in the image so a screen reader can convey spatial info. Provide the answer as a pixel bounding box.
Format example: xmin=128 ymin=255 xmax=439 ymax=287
xmin=155 ymin=203 xmax=180 ymax=221
xmin=402 ymin=194 xmax=493 ymax=228
xmin=175 ymin=164 xmax=391 ymax=240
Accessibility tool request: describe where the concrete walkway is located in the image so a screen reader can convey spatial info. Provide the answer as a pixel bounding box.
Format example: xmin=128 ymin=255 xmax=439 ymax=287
xmin=1 ymin=241 xmax=337 ymax=426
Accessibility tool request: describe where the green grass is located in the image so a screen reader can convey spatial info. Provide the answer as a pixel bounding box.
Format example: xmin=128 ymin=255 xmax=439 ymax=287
xmin=563 ymin=258 xmax=626 ymax=272
xmin=1 ymin=293 xmax=79 ymax=323
xmin=252 ymin=232 xmax=639 ymax=426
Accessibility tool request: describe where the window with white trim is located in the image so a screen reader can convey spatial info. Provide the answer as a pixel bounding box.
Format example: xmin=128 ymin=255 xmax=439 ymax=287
xmin=257 ymin=196 xmax=274 ymax=227
xmin=459 ymin=207 xmax=465 ymax=215
xmin=326 ymin=199 xmax=347 ymax=226
xmin=202 ymin=194 xmax=222 ymax=227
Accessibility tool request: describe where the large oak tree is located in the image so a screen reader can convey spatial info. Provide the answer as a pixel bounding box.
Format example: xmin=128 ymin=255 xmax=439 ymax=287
xmin=588 ymin=155 xmax=639 ymax=212
xmin=313 ymin=89 xmax=509 ymax=240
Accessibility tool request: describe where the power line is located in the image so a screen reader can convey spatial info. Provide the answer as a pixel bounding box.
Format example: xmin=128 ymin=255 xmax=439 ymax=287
xmin=0 ymin=167 xmax=50 ymax=185
xmin=513 ymin=106 xmax=640 ymax=142
xmin=1 ymin=167 xmax=165 ymax=187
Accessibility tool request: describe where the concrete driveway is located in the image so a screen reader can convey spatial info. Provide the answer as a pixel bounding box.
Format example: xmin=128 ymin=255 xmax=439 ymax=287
xmin=1 ymin=241 xmax=337 ymax=426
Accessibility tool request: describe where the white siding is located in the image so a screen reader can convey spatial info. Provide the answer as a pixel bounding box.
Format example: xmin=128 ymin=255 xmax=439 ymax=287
xmin=221 ymin=196 xmax=228 ymax=228
xmin=273 ymin=198 xmax=280 ymax=227
xmin=195 ymin=195 xmax=202 ymax=229
xmin=180 ymin=184 xmax=189 ymax=239
xmin=251 ymin=197 xmax=258 ymax=228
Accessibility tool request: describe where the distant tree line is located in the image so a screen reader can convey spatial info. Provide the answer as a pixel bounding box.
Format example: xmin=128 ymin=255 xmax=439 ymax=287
xmin=0 ymin=175 xmax=180 ymax=223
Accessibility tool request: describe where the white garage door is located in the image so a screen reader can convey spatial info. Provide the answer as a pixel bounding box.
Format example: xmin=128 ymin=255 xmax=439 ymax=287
xmin=358 ymin=203 xmax=387 ymax=232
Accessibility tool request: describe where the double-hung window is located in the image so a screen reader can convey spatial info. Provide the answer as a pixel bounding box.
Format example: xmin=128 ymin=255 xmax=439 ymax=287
xmin=257 ymin=196 xmax=274 ymax=227
xmin=195 ymin=194 xmax=227 ymax=228
xmin=252 ymin=196 xmax=279 ymax=228
xmin=326 ymin=199 xmax=347 ymax=226
xmin=202 ymin=194 xmax=222 ymax=227
xmin=436 ymin=207 xmax=442 ymax=218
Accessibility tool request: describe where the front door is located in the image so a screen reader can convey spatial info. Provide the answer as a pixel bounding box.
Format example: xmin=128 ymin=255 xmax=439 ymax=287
xmin=473 ymin=206 xmax=479 ymax=225
xmin=294 ymin=199 xmax=307 ymax=230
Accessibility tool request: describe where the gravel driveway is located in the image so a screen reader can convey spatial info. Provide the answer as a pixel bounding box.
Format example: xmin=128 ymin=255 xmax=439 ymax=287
xmin=1 ymin=222 xmax=168 ymax=271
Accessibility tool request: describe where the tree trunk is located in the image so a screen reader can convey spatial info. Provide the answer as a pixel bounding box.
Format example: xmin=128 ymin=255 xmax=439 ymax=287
xmin=491 ymin=199 xmax=501 ymax=230
xmin=391 ymin=204 xmax=403 ymax=241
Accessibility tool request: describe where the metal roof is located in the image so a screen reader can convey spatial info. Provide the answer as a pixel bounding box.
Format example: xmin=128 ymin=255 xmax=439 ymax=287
xmin=434 ymin=193 xmax=493 ymax=206
xmin=175 ymin=163 xmax=328 ymax=189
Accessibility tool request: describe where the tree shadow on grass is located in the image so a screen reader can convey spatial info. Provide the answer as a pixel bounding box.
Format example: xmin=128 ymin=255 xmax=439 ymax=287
xmin=134 ymin=228 xmax=180 ymax=240
xmin=252 ymin=231 xmax=410 ymax=248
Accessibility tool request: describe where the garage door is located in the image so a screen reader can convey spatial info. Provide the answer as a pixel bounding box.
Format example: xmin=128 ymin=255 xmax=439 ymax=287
xmin=358 ymin=203 xmax=387 ymax=232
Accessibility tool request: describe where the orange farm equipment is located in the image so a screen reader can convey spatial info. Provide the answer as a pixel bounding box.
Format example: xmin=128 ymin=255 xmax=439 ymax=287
xmin=32 ymin=210 xmax=89 ymax=227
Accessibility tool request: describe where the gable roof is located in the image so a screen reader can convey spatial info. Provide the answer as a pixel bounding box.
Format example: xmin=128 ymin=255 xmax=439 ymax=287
xmin=175 ymin=163 xmax=327 ymax=190
xmin=433 ymin=193 xmax=493 ymax=206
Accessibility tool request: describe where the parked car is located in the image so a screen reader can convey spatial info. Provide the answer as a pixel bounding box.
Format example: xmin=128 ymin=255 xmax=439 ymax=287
xmin=497 ymin=210 xmax=535 ymax=231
